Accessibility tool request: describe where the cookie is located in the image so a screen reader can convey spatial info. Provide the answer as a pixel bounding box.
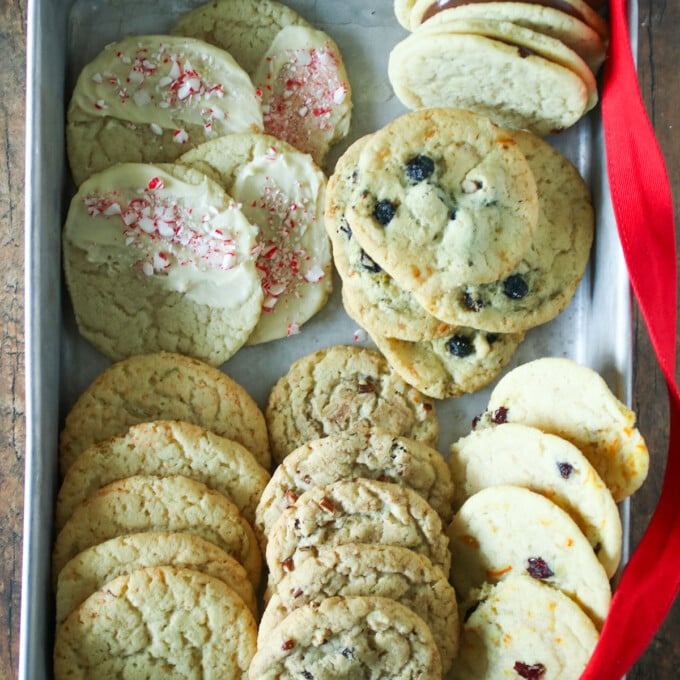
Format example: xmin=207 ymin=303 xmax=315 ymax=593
xmin=254 ymin=426 xmax=454 ymax=547
xmin=265 ymin=479 xmax=450 ymax=586
xmin=483 ymin=357 xmax=650 ymax=501
xmin=56 ymin=420 xmax=270 ymax=530
xmin=388 ymin=25 xmax=593 ymax=136
xmin=394 ymin=0 xmax=420 ymax=29
xmin=66 ymin=34 xmax=263 ymax=185
xmin=62 ymin=163 xmax=263 ymax=366
xmin=54 ymin=566 xmax=257 ymax=680
xmin=448 ymin=485 xmax=611 ymax=628
xmin=265 ymin=344 xmax=439 ymax=463
xmin=248 ymin=596 xmax=442 ymax=679
xmin=449 ymin=423 xmax=622 ymax=578
xmin=369 ymin=326 xmax=524 ymax=399
xmin=55 ymin=531 xmax=256 ymax=625
xmin=345 ymin=108 xmax=539 ymax=297
xmin=423 ymin=128 xmax=594 ymax=332
xmin=179 ymin=133 xmax=332 ymax=344
xmin=59 ymin=351 xmax=270 ymax=473
xmin=413 ymin=3 xmax=607 ymax=73
xmin=258 ymin=544 xmax=459 ymax=673
xmin=452 ymin=574 xmax=599 ymax=680
xmin=326 ymin=135 xmax=451 ymax=341
xmin=52 ymin=475 xmax=262 ymax=588
xmin=171 ymin=0 xmax=311 ymax=77
xmin=252 ymin=25 xmax=352 ymax=166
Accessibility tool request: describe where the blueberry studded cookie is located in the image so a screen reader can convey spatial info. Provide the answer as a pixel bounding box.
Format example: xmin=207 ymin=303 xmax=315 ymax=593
xmin=66 ymin=35 xmax=263 ymax=185
xmin=59 ymin=352 xmax=270 ymax=473
xmin=171 ymin=0 xmax=312 ymax=77
xmin=448 ymin=485 xmax=611 ymax=629
xmin=254 ymin=426 xmax=454 ymax=547
xmin=483 ymin=357 xmax=650 ymax=502
xmin=452 ymin=575 xmax=599 ymax=680
xmin=56 ymin=420 xmax=270 ymax=530
xmin=248 ymin=596 xmax=442 ymax=679
xmin=179 ymin=133 xmax=332 ymax=344
xmin=449 ymin=423 xmax=622 ymax=578
xmin=345 ymin=108 xmax=539 ymax=300
xmin=52 ymin=475 xmax=262 ymax=588
xmin=55 ymin=531 xmax=257 ymax=625
xmin=265 ymin=478 xmax=451 ymax=586
xmin=62 ymin=163 xmax=264 ymax=366
xmin=54 ymin=566 xmax=258 ymax=680
xmin=265 ymin=345 xmax=439 ymax=464
xmin=258 ymin=543 xmax=459 ymax=673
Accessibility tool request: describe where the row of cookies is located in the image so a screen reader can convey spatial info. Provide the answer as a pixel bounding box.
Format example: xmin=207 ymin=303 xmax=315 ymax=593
xmin=390 ymin=0 xmax=608 ymax=135
xmin=52 ymin=352 xmax=272 ymax=677
xmin=325 ymin=107 xmax=594 ymax=398
xmin=444 ymin=357 xmax=650 ymax=677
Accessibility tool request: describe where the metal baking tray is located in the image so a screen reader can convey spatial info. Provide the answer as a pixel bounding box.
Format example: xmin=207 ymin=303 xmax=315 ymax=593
xmin=22 ymin=1 xmax=635 ymax=677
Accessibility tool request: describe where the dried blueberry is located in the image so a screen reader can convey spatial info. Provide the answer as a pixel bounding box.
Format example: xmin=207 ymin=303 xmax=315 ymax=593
xmin=514 ymin=662 xmax=546 ymax=679
xmin=491 ymin=406 xmax=509 ymax=424
xmin=557 ymin=461 xmax=574 ymax=479
xmin=449 ymin=209 xmax=458 ymax=221
xmin=463 ymin=291 xmax=484 ymax=312
xmin=302 ymin=672 xmax=314 ymax=680
xmin=405 ymin=155 xmax=435 ymax=182
xmin=341 ymin=648 xmax=354 ymax=658
xmin=447 ymin=335 xmax=474 ymax=358
xmin=526 ymin=557 xmax=554 ymax=580
xmin=503 ymin=274 xmax=529 ymax=300
xmin=339 ymin=221 xmax=352 ymax=239
xmin=486 ymin=333 xmax=499 ymax=345
xmin=373 ymin=199 xmax=397 ymax=225
xmin=360 ymin=250 xmax=382 ymax=273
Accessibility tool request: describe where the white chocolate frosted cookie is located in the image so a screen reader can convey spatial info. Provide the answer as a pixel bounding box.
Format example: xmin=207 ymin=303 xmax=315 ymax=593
xmin=483 ymin=357 xmax=650 ymax=502
xmin=452 ymin=575 xmax=599 ymax=680
xmin=248 ymin=596 xmax=442 ymax=679
xmin=62 ymin=163 xmax=263 ymax=366
xmin=179 ymin=133 xmax=332 ymax=344
xmin=253 ymin=25 xmax=352 ymax=167
xmin=265 ymin=345 xmax=439 ymax=464
xmin=66 ymin=35 xmax=263 ymax=185
xmin=171 ymin=0 xmax=311 ymax=76
xmin=449 ymin=423 xmax=622 ymax=577
xmin=448 ymin=485 xmax=611 ymax=628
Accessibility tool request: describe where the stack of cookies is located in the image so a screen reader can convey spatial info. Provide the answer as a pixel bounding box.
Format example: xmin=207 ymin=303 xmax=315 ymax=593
xmin=63 ymin=0 xmax=353 ymax=365
xmin=52 ymin=352 xmax=272 ymax=678
xmin=389 ymin=0 xmax=608 ymax=134
xmin=325 ymin=107 xmax=594 ymax=399
xmin=443 ymin=357 xmax=650 ymax=678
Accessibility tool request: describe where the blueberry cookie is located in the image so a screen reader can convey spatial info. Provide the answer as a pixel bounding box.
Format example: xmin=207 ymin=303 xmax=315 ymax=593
xmin=483 ymin=357 xmax=650 ymax=501
xmin=179 ymin=133 xmax=332 ymax=344
xmin=254 ymin=426 xmax=454 ymax=547
xmin=345 ymin=108 xmax=539 ymax=297
xmin=265 ymin=479 xmax=451 ymax=586
xmin=59 ymin=351 xmax=270 ymax=473
xmin=248 ymin=596 xmax=442 ymax=679
xmin=63 ymin=163 xmax=264 ymax=366
xmin=265 ymin=345 xmax=439 ymax=464
xmin=452 ymin=575 xmax=599 ymax=680
xmin=448 ymin=485 xmax=611 ymax=628
xmin=258 ymin=544 xmax=458 ymax=673
xmin=449 ymin=423 xmax=622 ymax=578
xmin=66 ymin=35 xmax=262 ymax=185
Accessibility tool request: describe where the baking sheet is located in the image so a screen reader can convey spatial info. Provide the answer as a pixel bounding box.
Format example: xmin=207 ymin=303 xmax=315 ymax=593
xmin=22 ymin=1 xmax=634 ymax=677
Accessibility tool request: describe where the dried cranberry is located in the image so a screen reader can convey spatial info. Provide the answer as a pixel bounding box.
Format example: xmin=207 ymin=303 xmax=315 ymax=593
xmin=447 ymin=334 xmax=474 ymax=357
xmin=281 ymin=639 xmax=295 ymax=651
xmin=491 ymin=406 xmax=509 ymax=424
xmin=463 ymin=291 xmax=484 ymax=312
xmin=471 ymin=414 xmax=481 ymax=429
xmin=514 ymin=662 xmax=546 ymax=679
xmin=526 ymin=557 xmax=554 ymax=580
xmin=503 ymin=274 xmax=529 ymax=300
xmin=373 ymin=199 xmax=397 ymax=225
xmin=358 ymin=377 xmax=375 ymax=393
xmin=557 ymin=461 xmax=574 ymax=479
xmin=360 ymin=249 xmax=382 ymax=273
xmin=405 ymin=155 xmax=435 ymax=182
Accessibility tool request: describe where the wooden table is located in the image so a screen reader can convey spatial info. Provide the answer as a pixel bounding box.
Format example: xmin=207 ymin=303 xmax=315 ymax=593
xmin=1 ymin=0 xmax=678 ymax=677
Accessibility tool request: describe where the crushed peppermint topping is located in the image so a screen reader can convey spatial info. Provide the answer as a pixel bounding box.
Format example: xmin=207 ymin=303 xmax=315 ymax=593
xmin=83 ymin=180 xmax=240 ymax=275
xmin=173 ymin=129 xmax=189 ymax=144
xmin=353 ymin=328 xmax=367 ymax=343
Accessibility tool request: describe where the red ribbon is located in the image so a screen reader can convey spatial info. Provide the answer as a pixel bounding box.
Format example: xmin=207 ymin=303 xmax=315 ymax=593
xmin=582 ymin=0 xmax=679 ymax=677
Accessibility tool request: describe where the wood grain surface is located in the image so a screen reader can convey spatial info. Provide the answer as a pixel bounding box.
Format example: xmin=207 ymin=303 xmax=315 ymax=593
xmin=1 ymin=0 xmax=678 ymax=677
